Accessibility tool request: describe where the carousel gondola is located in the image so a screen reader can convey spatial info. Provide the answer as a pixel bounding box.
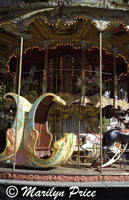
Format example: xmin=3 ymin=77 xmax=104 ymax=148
xmin=24 ymin=93 xmax=76 ymax=168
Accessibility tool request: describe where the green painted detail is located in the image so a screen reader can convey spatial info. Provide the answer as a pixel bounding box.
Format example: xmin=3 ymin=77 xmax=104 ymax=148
xmin=69 ymin=133 xmax=74 ymax=148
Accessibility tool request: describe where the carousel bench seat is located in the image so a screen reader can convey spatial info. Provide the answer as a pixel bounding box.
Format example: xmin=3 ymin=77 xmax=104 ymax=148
xmin=35 ymin=122 xmax=52 ymax=157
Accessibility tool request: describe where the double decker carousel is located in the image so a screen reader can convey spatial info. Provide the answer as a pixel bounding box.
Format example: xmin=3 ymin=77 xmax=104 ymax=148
xmin=1 ymin=0 xmax=129 ymax=182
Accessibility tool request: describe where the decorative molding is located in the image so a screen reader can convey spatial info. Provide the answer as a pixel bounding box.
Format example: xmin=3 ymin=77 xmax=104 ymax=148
xmin=108 ymin=0 xmax=129 ymax=10
xmin=71 ymin=0 xmax=104 ymax=7
xmin=49 ymin=0 xmax=72 ymax=6
xmin=1 ymin=172 xmax=129 ymax=182
xmin=93 ymin=20 xmax=110 ymax=31
xmin=16 ymin=19 xmax=28 ymax=31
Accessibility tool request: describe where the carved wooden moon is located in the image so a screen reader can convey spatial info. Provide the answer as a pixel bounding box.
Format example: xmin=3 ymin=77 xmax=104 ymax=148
xmin=0 ymin=92 xmax=32 ymax=161
xmin=24 ymin=93 xmax=76 ymax=168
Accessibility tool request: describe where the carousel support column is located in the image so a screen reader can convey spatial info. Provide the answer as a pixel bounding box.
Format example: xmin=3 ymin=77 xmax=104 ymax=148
xmin=78 ymin=119 xmax=81 ymax=165
xmin=71 ymin=57 xmax=74 ymax=94
xmin=56 ymin=73 xmax=58 ymax=93
xmin=50 ymin=59 xmax=53 ymax=92
xmin=15 ymin=49 xmax=20 ymax=93
xmin=13 ymin=37 xmax=23 ymax=171
xmin=13 ymin=50 xmax=19 ymax=93
xmin=81 ymin=40 xmax=86 ymax=106
xmin=43 ymin=41 xmax=49 ymax=94
xmin=127 ymin=64 xmax=129 ymax=103
xmin=99 ymin=31 xmax=103 ymax=174
xmin=51 ymin=77 xmax=53 ymax=92
xmin=113 ymin=50 xmax=118 ymax=108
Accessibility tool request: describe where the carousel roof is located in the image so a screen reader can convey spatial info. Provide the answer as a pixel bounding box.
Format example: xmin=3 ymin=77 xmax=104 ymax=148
xmin=1 ymin=1 xmax=129 ymax=11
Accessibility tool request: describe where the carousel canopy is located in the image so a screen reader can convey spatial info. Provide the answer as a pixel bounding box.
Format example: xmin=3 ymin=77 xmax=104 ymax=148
xmin=0 ymin=0 xmax=129 ymax=102
xmin=0 ymin=0 xmax=129 ymax=63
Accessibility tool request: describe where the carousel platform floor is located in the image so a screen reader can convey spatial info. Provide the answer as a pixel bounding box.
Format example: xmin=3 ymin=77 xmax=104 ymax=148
xmin=0 ymin=161 xmax=129 ymax=174
xmin=1 ymin=161 xmax=129 ymax=184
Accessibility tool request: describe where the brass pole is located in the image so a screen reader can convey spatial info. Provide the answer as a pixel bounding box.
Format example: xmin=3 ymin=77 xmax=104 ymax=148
xmin=113 ymin=51 xmax=117 ymax=108
xmin=13 ymin=37 xmax=23 ymax=171
xmin=43 ymin=41 xmax=48 ymax=93
xmin=61 ymin=76 xmax=63 ymax=92
xmin=127 ymin=64 xmax=129 ymax=103
xmin=66 ymin=79 xmax=67 ymax=92
xmin=99 ymin=32 xmax=103 ymax=174
xmin=81 ymin=41 xmax=86 ymax=103
xmin=78 ymin=119 xmax=80 ymax=165
xmin=15 ymin=51 xmax=19 ymax=93
xmin=71 ymin=76 xmax=73 ymax=94
xmin=56 ymin=74 xmax=58 ymax=93
xmin=51 ymin=76 xmax=53 ymax=92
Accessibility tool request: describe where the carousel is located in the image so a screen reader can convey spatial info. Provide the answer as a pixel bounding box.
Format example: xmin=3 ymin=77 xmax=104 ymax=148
xmin=1 ymin=0 xmax=129 ymax=181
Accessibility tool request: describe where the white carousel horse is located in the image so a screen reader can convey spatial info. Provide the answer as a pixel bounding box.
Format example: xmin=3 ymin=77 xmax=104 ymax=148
xmin=79 ymin=132 xmax=122 ymax=161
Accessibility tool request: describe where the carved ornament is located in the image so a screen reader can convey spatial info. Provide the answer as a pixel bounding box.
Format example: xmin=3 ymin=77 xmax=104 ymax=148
xmin=93 ymin=20 xmax=110 ymax=31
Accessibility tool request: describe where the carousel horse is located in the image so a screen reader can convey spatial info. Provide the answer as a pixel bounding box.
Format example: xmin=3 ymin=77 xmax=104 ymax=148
xmin=102 ymin=128 xmax=129 ymax=167
xmin=79 ymin=133 xmax=100 ymax=159
xmin=81 ymin=133 xmax=100 ymax=151
xmin=79 ymin=131 xmax=125 ymax=163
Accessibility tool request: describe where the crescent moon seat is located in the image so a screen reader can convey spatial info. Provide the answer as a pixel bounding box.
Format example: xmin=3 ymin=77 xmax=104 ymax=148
xmin=24 ymin=93 xmax=77 ymax=168
xmin=0 ymin=93 xmax=32 ymax=162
